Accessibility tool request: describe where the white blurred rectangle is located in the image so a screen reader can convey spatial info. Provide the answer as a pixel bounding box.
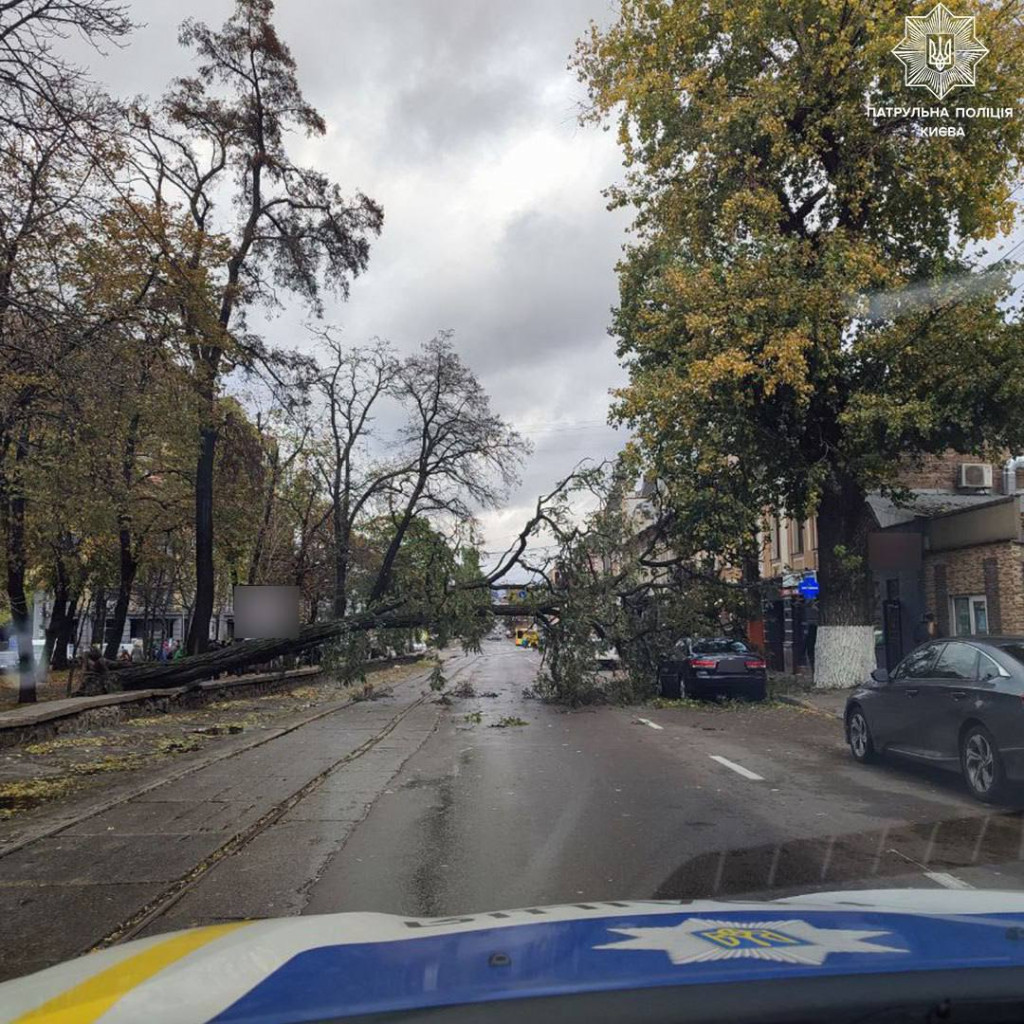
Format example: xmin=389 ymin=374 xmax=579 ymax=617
xmin=234 ymin=586 xmax=300 ymax=639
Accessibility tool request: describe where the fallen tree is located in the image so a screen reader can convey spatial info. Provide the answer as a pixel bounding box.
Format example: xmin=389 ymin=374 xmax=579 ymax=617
xmin=98 ymin=602 xmax=550 ymax=692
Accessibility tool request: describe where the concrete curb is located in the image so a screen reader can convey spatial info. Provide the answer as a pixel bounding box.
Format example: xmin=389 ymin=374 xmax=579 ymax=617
xmin=0 ymin=656 xmax=424 ymax=748
xmin=774 ymin=692 xmax=844 ymax=719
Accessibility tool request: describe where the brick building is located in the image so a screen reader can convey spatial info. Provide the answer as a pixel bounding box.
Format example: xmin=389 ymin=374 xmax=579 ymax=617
xmin=759 ymin=451 xmax=1024 ymax=675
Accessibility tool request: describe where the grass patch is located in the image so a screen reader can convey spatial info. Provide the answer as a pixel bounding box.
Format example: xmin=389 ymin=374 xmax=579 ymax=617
xmin=24 ymin=736 xmax=109 ymax=755
xmin=463 ymin=711 xmax=483 ymax=724
xmin=285 ymin=686 xmax=322 ymax=701
xmin=490 ymin=716 xmax=528 ymax=728
xmin=68 ymin=754 xmax=147 ymax=776
xmin=0 ymin=777 xmax=77 ymax=818
xmin=649 ymin=695 xmax=790 ymax=713
xmin=649 ymin=696 xmax=705 ymax=711
xmin=155 ymin=736 xmax=205 ymax=754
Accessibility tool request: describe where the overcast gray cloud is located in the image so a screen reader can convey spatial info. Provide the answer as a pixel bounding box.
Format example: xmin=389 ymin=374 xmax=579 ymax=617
xmin=78 ymin=0 xmax=630 ymax=557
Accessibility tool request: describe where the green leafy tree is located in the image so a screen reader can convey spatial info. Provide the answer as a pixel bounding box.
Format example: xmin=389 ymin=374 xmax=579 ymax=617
xmin=132 ymin=0 xmax=383 ymax=654
xmin=575 ymin=0 xmax=1024 ymax=686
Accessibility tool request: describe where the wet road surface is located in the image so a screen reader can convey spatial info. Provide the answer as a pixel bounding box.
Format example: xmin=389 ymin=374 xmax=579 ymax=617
xmin=302 ymin=638 xmax=1024 ymax=918
xmin=6 ymin=638 xmax=1024 ymax=979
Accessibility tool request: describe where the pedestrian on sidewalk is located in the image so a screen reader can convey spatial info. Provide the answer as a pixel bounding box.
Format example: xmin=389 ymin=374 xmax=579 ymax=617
xmin=913 ymin=612 xmax=937 ymax=645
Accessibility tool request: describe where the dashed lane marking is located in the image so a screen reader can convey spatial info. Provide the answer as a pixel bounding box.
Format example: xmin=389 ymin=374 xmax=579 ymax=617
xmin=635 ymin=718 xmax=664 ymax=731
xmin=709 ymin=755 xmax=764 ymax=781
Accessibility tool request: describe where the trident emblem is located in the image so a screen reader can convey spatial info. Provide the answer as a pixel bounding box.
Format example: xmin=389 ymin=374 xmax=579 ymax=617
xmin=892 ymin=5 xmax=989 ymax=100
xmin=927 ymin=34 xmax=954 ymax=70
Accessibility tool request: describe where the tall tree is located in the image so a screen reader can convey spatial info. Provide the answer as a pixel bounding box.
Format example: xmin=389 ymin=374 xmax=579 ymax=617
xmin=367 ymin=335 xmax=526 ymax=606
xmin=0 ymin=102 xmax=116 ymax=699
xmin=133 ymin=0 xmax=383 ymax=653
xmin=575 ymin=0 xmax=1024 ymax=686
xmin=311 ymin=333 xmax=400 ymax=618
xmin=0 ymin=0 xmax=131 ymax=128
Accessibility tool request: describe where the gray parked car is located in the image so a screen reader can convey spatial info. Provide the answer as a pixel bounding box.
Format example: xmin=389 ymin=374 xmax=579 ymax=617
xmin=845 ymin=636 xmax=1024 ymax=803
xmin=658 ymin=637 xmax=768 ymax=701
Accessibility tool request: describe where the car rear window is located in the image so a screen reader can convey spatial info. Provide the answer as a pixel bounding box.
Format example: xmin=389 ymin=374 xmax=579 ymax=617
xmin=692 ymin=639 xmax=751 ymax=654
xmin=998 ymin=644 xmax=1024 ymax=667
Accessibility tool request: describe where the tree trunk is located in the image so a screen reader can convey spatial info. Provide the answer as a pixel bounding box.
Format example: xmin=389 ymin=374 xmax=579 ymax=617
xmin=43 ymin=560 xmax=70 ymax=669
xmin=93 ymin=586 xmax=108 ymax=654
xmin=248 ymin=445 xmax=279 ymax=586
xmin=333 ymin=518 xmax=350 ymax=619
xmin=104 ymin=602 xmax=523 ymax=692
xmin=188 ymin=419 xmax=217 ymax=654
xmin=104 ymin=524 xmax=137 ymax=659
xmin=5 ymin=426 xmax=34 ymax=701
xmin=814 ymin=473 xmax=877 ymax=689
xmin=106 ymin=408 xmax=140 ymax=658
xmin=368 ymin=480 xmax=425 ymax=605
xmin=52 ymin=591 xmax=78 ymax=670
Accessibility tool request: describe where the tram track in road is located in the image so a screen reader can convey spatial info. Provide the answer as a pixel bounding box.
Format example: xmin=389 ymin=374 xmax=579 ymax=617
xmin=91 ymin=650 xmax=485 ymax=951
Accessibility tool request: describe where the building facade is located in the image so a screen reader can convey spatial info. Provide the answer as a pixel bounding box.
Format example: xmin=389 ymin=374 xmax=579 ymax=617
xmin=759 ymin=452 xmax=1024 ymax=676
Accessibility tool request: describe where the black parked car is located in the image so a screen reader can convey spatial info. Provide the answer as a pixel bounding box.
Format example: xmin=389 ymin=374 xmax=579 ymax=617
xmin=845 ymin=636 xmax=1024 ymax=803
xmin=658 ymin=637 xmax=768 ymax=701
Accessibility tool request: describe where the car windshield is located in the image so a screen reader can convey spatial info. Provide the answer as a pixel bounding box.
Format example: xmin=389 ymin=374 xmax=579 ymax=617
xmin=2 ymin=1 xmax=1024 ymax=1020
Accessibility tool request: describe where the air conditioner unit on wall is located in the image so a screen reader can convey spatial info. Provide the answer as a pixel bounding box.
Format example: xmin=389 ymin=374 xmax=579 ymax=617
xmin=958 ymin=462 xmax=993 ymax=489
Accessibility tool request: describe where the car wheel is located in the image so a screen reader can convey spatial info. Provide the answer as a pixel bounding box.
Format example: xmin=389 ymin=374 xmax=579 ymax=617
xmin=961 ymin=724 xmax=1005 ymax=803
xmin=847 ymin=707 xmax=877 ymax=764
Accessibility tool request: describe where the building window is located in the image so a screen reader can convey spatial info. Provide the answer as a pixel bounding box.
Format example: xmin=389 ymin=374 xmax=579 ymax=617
xmin=792 ymin=520 xmax=805 ymax=556
xmin=770 ymin=516 xmax=782 ymax=560
xmin=951 ymin=595 xmax=989 ymax=636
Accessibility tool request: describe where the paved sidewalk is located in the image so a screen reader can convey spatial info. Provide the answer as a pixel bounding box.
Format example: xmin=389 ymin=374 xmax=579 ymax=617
xmin=0 ymin=658 xmax=462 ymax=981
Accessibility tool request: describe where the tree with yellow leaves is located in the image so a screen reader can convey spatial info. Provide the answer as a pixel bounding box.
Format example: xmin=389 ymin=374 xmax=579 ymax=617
xmin=576 ymin=0 xmax=1024 ymax=686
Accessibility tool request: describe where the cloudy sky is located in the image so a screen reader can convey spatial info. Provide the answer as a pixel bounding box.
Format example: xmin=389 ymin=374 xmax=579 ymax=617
xmin=77 ymin=0 xmax=632 ymax=563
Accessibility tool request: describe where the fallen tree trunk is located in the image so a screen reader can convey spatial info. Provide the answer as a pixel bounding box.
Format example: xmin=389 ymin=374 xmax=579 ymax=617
xmin=107 ymin=608 xmax=412 ymax=692
xmin=95 ymin=602 xmax=551 ymax=693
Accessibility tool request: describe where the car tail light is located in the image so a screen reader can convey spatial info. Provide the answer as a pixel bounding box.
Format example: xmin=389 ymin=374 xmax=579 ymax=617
xmin=745 ymin=659 xmax=766 ymax=669
xmin=690 ymin=658 xmax=716 ymax=669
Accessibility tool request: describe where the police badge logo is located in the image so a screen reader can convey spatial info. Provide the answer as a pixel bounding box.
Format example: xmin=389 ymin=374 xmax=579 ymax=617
xmin=595 ymin=918 xmax=906 ymax=966
xmin=892 ymin=3 xmax=989 ymax=101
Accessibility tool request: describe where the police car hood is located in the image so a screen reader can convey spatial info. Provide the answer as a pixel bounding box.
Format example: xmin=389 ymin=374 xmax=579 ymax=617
xmin=4 ymin=890 xmax=1024 ymax=1023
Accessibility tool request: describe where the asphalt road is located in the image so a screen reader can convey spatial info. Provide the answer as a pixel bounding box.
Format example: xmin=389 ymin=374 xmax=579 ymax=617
xmin=5 ymin=638 xmax=1024 ymax=980
xmin=303 ymin=638 xmax=1024 ymax=918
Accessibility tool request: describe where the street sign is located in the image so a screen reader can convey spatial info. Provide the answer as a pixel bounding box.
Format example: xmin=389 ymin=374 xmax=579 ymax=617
xmin=518 ymin=590 xmax=527 ymax=600
xmin=798 ymin=576 xmax=820 ymax=599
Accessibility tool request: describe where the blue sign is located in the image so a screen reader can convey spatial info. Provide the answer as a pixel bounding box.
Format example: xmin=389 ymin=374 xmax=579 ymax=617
xmin=798 ymin=576 xmax=820 ymax=599
xmin=518 ymin=590 xmax=527 ymax=600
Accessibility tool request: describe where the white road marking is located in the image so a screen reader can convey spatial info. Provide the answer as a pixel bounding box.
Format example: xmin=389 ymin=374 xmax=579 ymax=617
xmin=925 ymin=871 xmax=974 ymax=890
xmin=709 ymin=755 xmax=764 ymax=781
xmin=635 ymin=717 xmax=664 ymax=730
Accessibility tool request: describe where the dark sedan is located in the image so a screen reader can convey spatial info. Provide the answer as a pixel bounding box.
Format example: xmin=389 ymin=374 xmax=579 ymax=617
xmin=658 ymin=637 xmax=767 ymax=701
xmin=845 ymin=636 xmax=1024 ymax=803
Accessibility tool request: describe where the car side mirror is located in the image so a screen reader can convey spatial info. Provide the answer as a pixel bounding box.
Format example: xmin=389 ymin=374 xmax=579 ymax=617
xmin=870 ymin=668 xmax=889 ymax=684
